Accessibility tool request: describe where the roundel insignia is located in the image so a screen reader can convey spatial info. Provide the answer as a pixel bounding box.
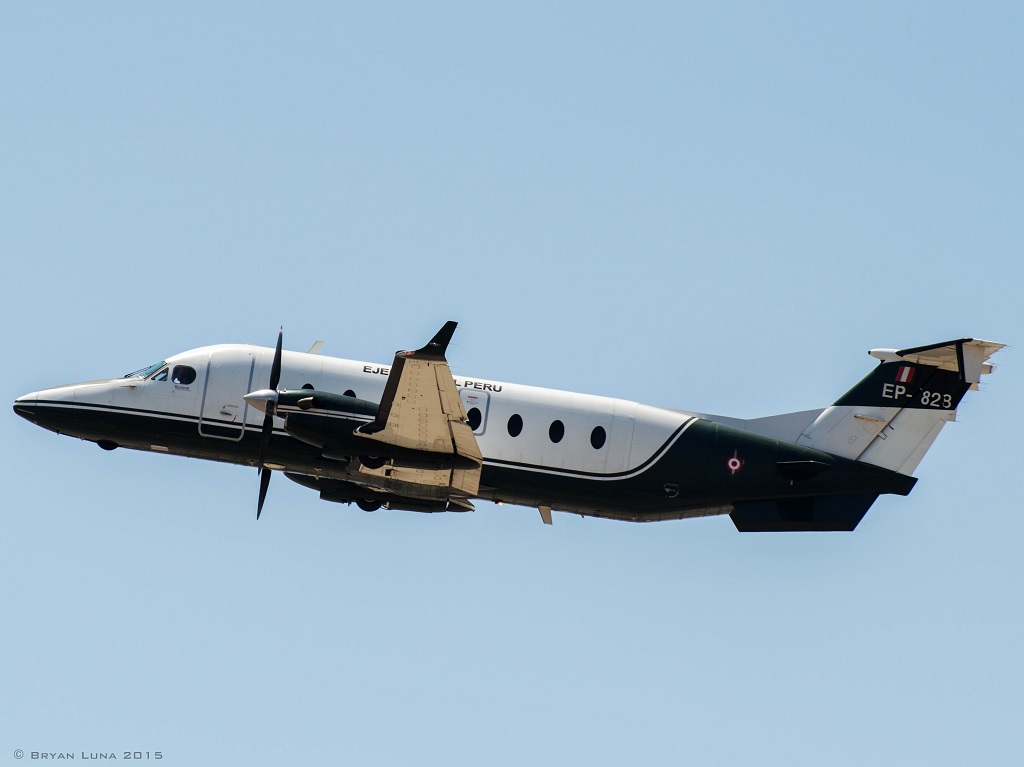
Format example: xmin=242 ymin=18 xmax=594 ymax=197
xmin=726 ymin=452 xmax=744 ymax=475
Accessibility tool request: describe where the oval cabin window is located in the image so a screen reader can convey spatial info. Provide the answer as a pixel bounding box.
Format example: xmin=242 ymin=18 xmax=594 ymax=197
xmin=549 ymin=419 xmax=565 ymax=443
xmin=507 ymin=414 xmax=523 ymax=437
xmin=467 ymin=407 xmax=482 ymax=431
xmin=590 ymin=426 xmax=607 ymax=449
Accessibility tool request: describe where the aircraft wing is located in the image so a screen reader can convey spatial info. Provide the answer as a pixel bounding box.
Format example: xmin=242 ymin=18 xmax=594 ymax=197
xmin=355 ymin=321 xmax=482 ymax=500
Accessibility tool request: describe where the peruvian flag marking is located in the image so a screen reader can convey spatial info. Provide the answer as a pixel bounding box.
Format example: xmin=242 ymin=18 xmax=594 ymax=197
xmin=896 ymin=365 xmax=915 ymax=384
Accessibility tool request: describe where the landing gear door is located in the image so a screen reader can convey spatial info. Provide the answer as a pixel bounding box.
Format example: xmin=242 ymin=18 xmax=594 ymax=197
xmin=459 ymin=389 xmax=490 ymax=436
xmin=200 ymin=349 xmax=255 ymax=441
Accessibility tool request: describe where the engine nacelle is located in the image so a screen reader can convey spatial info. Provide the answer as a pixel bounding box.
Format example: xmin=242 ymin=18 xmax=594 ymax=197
xmin=279 ymin=389 xmax=476 ymax=469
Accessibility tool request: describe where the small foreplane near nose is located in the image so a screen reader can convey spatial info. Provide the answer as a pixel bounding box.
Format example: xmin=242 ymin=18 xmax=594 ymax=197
xmin=13 ymin=323 xmax=1004 ymax=531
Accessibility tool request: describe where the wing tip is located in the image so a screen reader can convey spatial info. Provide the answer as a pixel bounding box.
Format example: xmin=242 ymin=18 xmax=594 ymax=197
xmin=412 ymin=320 xmax=458 ymax=359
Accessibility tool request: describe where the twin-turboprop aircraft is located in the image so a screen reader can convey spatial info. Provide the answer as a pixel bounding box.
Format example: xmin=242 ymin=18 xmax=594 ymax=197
xmin=13 ymin=324 xmax=1003 ymax=531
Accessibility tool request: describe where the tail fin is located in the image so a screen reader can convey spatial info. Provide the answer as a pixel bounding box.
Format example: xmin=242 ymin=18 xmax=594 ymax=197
xmin=795 ymin=338 xmax=1004 ymax=475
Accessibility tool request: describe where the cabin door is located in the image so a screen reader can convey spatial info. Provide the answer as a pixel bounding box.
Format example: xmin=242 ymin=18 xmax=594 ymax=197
xmin=199 ymin=349 xmax=255 ymax=440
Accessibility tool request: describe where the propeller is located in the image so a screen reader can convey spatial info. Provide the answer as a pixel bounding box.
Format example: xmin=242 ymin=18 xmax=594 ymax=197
xmin=248 ymin=327 xmax=283 ymax=520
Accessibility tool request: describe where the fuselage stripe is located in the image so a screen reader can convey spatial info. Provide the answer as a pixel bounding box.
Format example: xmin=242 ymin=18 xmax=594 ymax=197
xmin=27 ymin=401 xmax=697 ymax=481
xmin=29 ymin=400 xmax=291 ymax=435
xmin=482 ymin=416 xmax=699 ymax=480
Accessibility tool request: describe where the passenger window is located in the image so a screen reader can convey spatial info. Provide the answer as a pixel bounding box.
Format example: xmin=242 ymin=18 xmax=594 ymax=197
xmin=343 ymin=390 xmax=356 ymax=398
xmin=507 ymin=413 xmax=523 ymax=437
xmin=590 ymin=426 xmax=607 ymax=449
xmin=549 ymin=420 xmax=565 ymax=443
xmin=152 ymin=367 xmax=169 ymax=382
xmin=467 ymin=407 xmax=482 ymax=431
xmin=171 ymin=365 xmax=197 ymax=385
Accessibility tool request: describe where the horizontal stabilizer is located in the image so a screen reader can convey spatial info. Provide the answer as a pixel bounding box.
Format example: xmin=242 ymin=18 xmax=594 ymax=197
xmin=868 ymin=338 xmax=1004 ymax=388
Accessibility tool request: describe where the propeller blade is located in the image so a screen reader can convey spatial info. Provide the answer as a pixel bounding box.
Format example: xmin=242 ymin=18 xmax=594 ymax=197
xmin=269 ymin=327 xmax=283 ymax=391
xmin=257 ymin=465 xmax=272 ymax=520
xmin=255 ymin=326 xmax=283 ymax=520
xmin=257 ymin=410 xmax=274 ymax=470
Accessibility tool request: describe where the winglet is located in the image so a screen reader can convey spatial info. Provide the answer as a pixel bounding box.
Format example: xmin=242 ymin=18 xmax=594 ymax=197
xmin=407 ymin=321 xmax=458 ymax=360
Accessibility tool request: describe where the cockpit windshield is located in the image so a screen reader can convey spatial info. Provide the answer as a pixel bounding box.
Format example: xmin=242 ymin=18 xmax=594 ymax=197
xmin=123 ymin=361 xmax=167 ymax=379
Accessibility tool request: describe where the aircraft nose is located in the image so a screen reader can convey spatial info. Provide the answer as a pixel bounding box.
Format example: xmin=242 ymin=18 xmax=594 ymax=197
xmin=13 ymin=391 xmax=39 ymax=423
xmin=14 ymin=384 xmax=81 ymax=431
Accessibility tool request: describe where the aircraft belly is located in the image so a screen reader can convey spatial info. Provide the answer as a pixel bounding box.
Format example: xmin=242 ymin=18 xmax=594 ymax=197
xmin=476 ymin=418 xmax=917 ymax=521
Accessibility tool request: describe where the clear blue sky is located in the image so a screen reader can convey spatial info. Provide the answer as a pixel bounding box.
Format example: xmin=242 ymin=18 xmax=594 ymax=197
xmin=2 ymin=3 xmax=1021 ymax=765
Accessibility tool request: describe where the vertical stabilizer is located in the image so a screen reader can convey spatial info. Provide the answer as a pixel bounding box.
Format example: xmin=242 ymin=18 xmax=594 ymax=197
xmin=796 ymin=338 xmax=1003 ymax=475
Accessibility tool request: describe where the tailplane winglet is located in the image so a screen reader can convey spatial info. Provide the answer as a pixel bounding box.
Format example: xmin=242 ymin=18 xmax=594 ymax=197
xmin=867 ymin=338 xmax=1003 ymax=389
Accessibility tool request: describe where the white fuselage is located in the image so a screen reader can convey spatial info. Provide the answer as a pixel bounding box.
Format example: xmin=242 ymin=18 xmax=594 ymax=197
xmin=18 ymin=344 xmax=703 ymax=518
xmin=17 ymin=334 xmax=998 ymax=528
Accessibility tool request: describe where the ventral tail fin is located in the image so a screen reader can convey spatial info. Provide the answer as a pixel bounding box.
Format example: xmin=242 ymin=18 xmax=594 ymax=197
xmin=795 ymin=338 xmax=1004 ymax=475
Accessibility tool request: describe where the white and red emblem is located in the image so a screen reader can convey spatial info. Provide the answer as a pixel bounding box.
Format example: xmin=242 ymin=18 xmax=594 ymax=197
xmin=726 ymin=451 xmax=744 ymax=475
xmin=895 ymin=365 xmax=915 ymax=384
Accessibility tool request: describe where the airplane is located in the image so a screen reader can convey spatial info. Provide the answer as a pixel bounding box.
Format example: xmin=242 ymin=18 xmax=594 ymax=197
xmin=12 ymin=323 xmax=1003 ymax=531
